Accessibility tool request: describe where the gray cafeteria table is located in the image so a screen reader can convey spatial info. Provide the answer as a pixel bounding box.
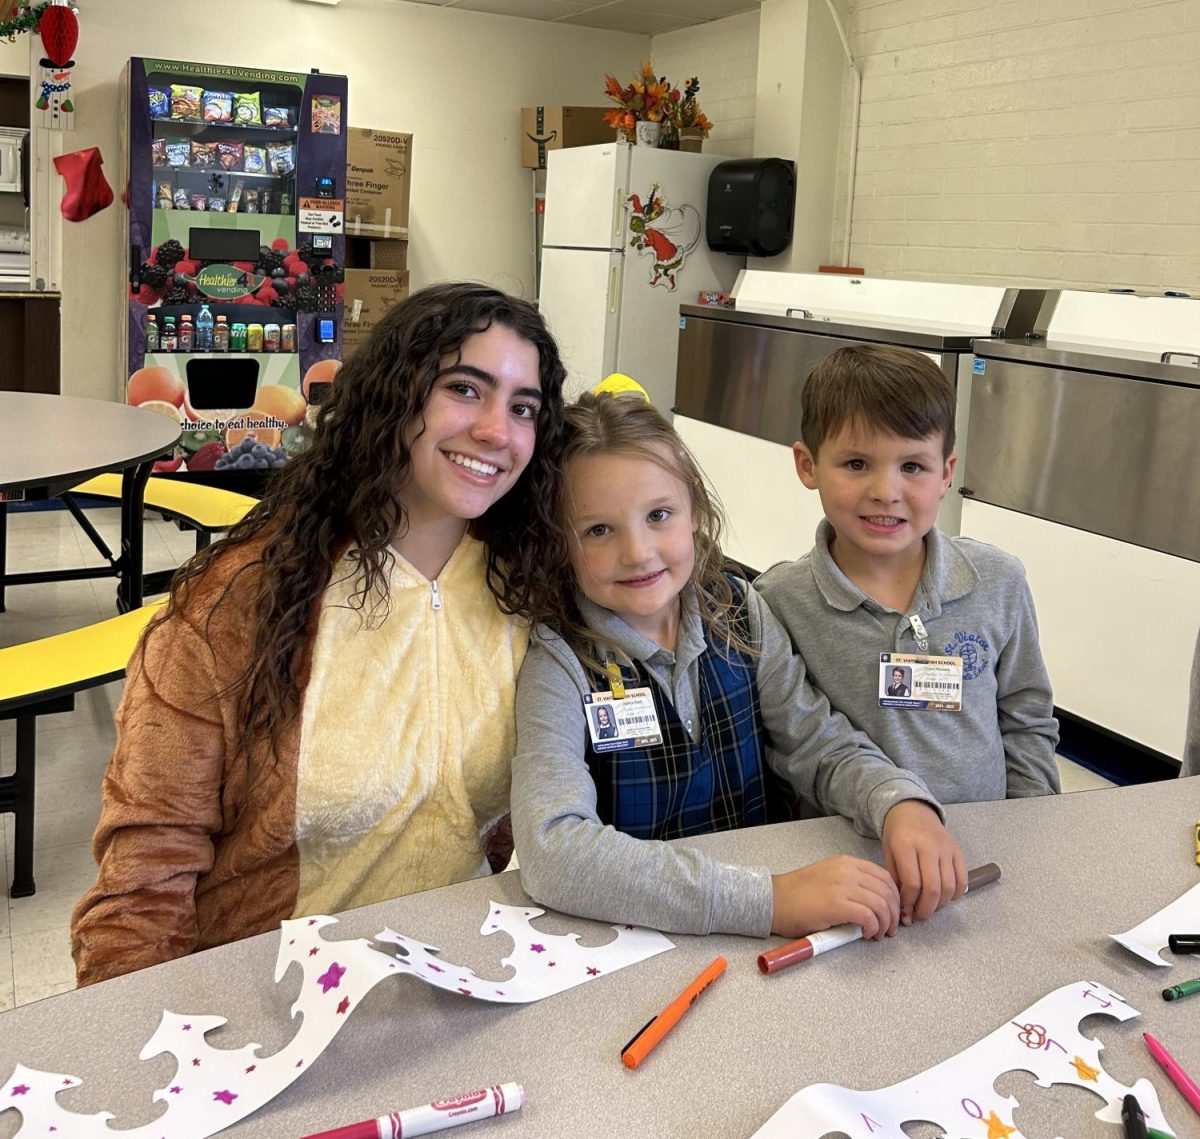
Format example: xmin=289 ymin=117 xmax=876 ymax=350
xmin=0 ymin=391 xmax=180 ymax=612
xmin=2 ymin=779 xmax=1198 ymax=1138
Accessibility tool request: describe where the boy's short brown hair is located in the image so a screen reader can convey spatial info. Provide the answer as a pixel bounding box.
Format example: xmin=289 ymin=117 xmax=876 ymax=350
xmin=800 ymin=344 xmax=957 ymax=458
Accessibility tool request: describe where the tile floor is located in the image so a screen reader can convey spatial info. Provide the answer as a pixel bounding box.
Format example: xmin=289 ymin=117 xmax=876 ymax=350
xmin=0 ymin=505 xmax=1115 ymax=1012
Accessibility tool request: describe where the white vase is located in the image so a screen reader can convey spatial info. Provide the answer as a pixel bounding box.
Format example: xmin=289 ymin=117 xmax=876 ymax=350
xmin=635 ymin=120 xmax=661 ymax=148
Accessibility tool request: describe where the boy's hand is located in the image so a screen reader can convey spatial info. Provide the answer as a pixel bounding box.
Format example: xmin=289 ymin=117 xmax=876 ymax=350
xmin=881 ymin=799 xmax=967 ymax=924
xmin=770 ymin=855 xmax=900 ymax=940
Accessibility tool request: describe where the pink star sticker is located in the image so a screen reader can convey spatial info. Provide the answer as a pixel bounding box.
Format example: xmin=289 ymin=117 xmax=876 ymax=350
xmin=426 ymin=963 xmax=445 ymax=973
xmin=10 ymin=1085 xmax=29 ymax=1096
xmin=586 ymin=967 xmax=600 ymax=975
xmin=337 ymin=996 xmax=350 ymax=1014
xmin=295 ymin=1060 xmax=304 ymax=1068
xmin=245 ymin=1065 xmax=257 ymax=1074
xmin=192 ymin=1059 xmax=201 ymax=1067
xmin=169 ymin=1086 xmax=182 ymax=1094
xmin=530 ymin=943 xmax=546 ymax=953
xmin=61 ymin=1079 xmax=72 ymax=1086
xmin=213 ymin=1090 xmax=238 ymax=1105
xmin=548 ymin=961 xmax=557 ymax=967
xmin=308 ymin=918 xmax=317 ymax=925
xmin=317 ymin=961 xmax=346 ymax=992
xmin=308 ymin=947 xmax=320 ymax=957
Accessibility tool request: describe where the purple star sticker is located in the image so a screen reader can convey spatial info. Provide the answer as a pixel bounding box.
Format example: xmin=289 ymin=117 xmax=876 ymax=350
xmin=10 ymin=1085 xmax=29 ymax=1096
xmin=169 ymin=1086 xmax=182 ymax=1095
xmin=182 ymin=1024 xmax=192 ymax=1031
xmin=530 ymin=943 xmax=546 ymax=953
xmin=213 ymin=1090 xmax=238 ymax=1105
xmin=317 ymin=961 xmax=346 ymax=992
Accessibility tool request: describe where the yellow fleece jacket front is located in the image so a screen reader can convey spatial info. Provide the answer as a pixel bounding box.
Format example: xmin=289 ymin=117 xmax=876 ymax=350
xmin=294 ymin=535 xmax=528 ymax=915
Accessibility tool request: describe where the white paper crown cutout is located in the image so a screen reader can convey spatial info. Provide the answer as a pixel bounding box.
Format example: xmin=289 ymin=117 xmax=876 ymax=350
xmin=1112 ymin=880 xmax=1200 ymax=966
xmin=1 ymin=903 xmax=673 ymax=1139
xmin=752 ymin=981 xmax=1172 ymax=1139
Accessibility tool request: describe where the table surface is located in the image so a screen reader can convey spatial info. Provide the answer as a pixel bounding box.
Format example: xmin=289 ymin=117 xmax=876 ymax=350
xmin=1 ymin=779 xmax=1198 ymax=1139
xmin=0 ymin=391 xmax=179 ymax=495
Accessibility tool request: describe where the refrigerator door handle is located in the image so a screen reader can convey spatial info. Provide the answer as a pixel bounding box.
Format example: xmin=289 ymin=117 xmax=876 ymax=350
xmin=612 ymin=185 xmax=624 ymax=242
xmin=608 ymin=265 xmax=620 ymax=315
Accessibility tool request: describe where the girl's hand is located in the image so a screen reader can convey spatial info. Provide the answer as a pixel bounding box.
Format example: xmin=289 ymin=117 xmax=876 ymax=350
xmin=881 ymin=799 xmax=967 ymax=924
xmin=770 ymin=855 xmax=900 ymax=940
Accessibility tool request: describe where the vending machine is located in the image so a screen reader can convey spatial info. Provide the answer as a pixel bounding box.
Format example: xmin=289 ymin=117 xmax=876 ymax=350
xmin=121 ymin=57 xmax=348 ymax=477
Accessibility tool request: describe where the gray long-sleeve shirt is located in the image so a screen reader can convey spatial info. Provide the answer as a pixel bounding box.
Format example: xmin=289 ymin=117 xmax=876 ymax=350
xmin=757 ymin=522 xmax=1060 ymax=805
xmin=512 ymin=587 xmax=941 ymax=938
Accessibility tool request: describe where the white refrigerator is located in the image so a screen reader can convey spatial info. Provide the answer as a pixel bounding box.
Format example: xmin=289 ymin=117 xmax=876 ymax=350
xmin=538 ymin=142 xmax=745 ymax=409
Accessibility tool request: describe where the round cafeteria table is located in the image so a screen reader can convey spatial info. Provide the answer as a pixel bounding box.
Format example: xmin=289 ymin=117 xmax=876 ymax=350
xmin=0 ymin=391 xmax=180 ymax=612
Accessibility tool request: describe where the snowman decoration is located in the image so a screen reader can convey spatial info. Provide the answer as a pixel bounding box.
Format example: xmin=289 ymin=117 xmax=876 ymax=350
xmin=35 ymin=0 xmax=78 ymax=130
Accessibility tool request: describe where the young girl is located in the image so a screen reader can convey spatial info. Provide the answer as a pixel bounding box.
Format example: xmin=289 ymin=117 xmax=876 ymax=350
xmin=512 ymin=391 xmax=966 ymax=940
xmin=72 ymin=283 xmax=567 ymax=985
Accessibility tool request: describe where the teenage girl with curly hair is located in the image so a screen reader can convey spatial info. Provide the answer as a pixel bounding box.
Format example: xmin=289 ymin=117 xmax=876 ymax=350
xmin=72 ymin=282 xmax=567 ymax=985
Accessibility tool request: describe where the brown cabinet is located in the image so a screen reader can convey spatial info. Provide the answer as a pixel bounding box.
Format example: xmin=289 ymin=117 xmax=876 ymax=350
xmin=0 ymin=292 xmax=61 ymax=393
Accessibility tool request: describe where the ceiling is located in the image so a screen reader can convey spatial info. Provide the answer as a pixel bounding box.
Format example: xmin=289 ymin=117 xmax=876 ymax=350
xmin=401 ymin=0 xmax=759 ymax=35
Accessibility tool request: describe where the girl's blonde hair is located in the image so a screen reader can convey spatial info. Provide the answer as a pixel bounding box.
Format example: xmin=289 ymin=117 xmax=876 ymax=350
xmin=528 ymin=391 xmax=755 ymax=676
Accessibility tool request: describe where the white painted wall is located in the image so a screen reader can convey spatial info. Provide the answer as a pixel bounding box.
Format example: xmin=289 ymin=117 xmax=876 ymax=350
xmin=651 ymin=10 xmax=760 ymax=159
xmin=0 ymin=32 xmax=30 ymax=77
xmin=840 ymin=0 xmax=1200 ymax=291
xmin=50 ymin=0 xmax=646 ymax=399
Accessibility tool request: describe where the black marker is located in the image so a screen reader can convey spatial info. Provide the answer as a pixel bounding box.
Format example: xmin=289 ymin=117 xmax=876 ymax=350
xmin=1122 ymin=1092 xmax=1148 ymax=1139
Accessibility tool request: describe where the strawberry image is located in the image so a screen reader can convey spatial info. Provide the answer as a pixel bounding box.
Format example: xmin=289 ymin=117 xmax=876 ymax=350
xmin=186 ymin=441 xmax=227 ymax=472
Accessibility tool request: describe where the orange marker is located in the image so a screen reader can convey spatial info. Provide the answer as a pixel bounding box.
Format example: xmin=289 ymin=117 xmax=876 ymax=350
xmin=620 ymin=956 xmax=727 ymax=1069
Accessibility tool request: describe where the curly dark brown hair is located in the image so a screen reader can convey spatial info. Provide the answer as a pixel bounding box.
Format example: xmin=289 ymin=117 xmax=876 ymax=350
xmin=151 ymin=282 xmax=567 ymax=759
xmin=522 ymin=391 xmax=753 ymax=677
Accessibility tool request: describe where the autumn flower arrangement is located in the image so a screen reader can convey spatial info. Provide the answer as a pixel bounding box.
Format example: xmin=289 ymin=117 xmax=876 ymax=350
xmin=603 ymin=61 xmax=672 ymax=136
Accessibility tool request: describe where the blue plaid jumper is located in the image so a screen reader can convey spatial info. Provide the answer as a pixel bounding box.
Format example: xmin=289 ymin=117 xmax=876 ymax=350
xmin=585 ymin=608 xmax=793 ymax=841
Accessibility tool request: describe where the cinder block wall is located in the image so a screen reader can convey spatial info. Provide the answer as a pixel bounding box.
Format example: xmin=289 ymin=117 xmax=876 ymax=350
xmin=652 ymin=10 xmax=761 ymax=159
xmin=834 ymin=0 xmax=1200 ymax=291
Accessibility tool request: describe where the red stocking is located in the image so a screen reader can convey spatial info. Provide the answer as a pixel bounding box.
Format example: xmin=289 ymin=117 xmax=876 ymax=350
xmin=53 ymin=146 xmax=114 ymax=222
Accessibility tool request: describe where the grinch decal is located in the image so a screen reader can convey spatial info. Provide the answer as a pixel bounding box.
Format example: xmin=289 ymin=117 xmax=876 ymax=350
xmin=625 ymin=182 xmax=701 ymax=290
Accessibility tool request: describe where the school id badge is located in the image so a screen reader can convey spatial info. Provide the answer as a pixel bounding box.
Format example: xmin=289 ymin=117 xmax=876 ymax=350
xmin=879 ymin=652 xmax=963 ymax=712
xmin=584 ymin=690 xmax=663 ymax=752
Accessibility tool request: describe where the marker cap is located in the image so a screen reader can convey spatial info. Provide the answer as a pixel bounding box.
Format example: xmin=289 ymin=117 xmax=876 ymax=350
xmin=1167 ymin=934 xmax=1200 ymax=954
xmin=758 ymin=939 xmax=814 ymax=975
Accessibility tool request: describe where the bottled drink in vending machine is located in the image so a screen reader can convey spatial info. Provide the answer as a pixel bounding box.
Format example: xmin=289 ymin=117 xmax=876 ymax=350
xmin=213 ymin=315 xmax=229 ymax=352
xmin=145 ymin=313 xmax=159 ymax=352
xmin=196 ymin=304 xmax=214 ymax=351
xmin=161 ymin=316 xmax=177 ymax=352
xmin=179 ymin=315 xmax=195 ymax=352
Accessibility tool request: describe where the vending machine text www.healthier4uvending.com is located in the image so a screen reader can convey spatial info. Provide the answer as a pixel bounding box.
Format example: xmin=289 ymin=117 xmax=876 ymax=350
xmin=122 ymin=57 xmax=347 ymax=480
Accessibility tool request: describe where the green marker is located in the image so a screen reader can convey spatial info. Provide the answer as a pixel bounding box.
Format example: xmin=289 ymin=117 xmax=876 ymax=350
xmin=1147 ymin=1129 xmax=1172 ymax=1139
xmin=1162 ymin=977 xmax=1200 ymax=1002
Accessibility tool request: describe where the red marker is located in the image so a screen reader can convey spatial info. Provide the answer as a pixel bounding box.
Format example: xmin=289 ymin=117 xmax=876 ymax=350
xmin=758 ymin=862 xmax=1002 ymax=975
xmin=301 ymin=1083 xmax=524 ymax=1139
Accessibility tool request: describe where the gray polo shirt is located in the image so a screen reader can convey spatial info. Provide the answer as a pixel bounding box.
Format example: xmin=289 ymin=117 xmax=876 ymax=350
xmin=757 ymin=522 xmax=1060 ymax=805
xmin=511 ymin=585 xmax=940 ymax=938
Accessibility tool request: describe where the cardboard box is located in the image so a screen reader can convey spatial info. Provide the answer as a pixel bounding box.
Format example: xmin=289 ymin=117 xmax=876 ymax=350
xmin=520 ymin=106 xmax=612 ymax=169
xmin=343 ymin=236 xmax=408 ymax=271
xmin=345 ymin=128 xmax=412 ymax=236
xmin=342 ymin=268 xmax=411 ymax=357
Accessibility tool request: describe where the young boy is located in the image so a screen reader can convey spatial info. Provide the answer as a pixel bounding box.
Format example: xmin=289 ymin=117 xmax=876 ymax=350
xmin=757 ymin=344 xmax=1060 ymax=804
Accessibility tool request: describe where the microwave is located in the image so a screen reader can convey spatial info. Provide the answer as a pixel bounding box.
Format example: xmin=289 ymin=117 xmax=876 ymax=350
xmin=0 ymin=128 xmax=26 ymax=194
